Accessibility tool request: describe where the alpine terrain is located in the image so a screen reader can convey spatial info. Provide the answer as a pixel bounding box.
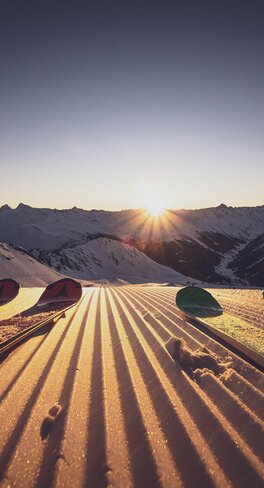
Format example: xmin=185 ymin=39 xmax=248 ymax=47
xmin=0 ymin=203 xmax=263 ymax=285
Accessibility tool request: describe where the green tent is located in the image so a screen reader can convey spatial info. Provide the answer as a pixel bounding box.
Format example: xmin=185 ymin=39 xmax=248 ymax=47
xmin=176 ymin=286 xmax=222 ymax=317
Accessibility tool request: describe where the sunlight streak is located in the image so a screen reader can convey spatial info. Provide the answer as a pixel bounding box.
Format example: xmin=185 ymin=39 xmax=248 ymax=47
xmin=145 ymin=204 xmax=165 ymax=219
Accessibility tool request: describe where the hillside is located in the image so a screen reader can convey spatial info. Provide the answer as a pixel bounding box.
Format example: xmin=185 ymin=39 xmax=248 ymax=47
xmin=0 ymin=203 xmax=263 ymax=247
xmin=33 ymin=238 xmax=189 ymax=284
xmin=230 ymin=233 xmax=264 ymax=286
xmin=0 ymin=243 xmax=65 ymax=286
xmin=0 ymin=240 xmax=189 ymax=286
xmin=0 ymin=203 xmax=263 ymax=285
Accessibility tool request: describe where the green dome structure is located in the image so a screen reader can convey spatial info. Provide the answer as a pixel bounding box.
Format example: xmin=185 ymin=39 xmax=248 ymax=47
xmin=176 ymin=286 xmax=223 ymax=317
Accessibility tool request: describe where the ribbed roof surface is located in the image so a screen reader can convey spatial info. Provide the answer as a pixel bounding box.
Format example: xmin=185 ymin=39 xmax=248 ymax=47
xmin=0 ymin=286 xmax=263 ymax=487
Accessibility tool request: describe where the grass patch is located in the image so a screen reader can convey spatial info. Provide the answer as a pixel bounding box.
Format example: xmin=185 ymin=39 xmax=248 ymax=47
xmin=205 ymin=313 xmax=264 ymax=356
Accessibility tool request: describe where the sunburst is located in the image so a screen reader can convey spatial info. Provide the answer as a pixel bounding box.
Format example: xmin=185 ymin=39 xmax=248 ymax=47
xmin=145 ymin=202 xmax=165 ymax=219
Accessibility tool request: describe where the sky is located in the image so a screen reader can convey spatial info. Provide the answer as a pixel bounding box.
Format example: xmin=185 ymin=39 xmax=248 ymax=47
xmin=1 ymin=0 xmax=264 ymax=211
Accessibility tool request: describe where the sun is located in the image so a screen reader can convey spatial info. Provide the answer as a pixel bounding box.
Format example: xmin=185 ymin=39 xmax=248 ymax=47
xmin=145 ymin=202 xmax=165 ymax=218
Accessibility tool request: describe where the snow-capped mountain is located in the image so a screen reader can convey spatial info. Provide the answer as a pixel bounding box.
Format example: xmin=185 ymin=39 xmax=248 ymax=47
xmin=229 ymin=233 xmax=264 ymax=286
xmin=0 ymin=203 xmax=263 ymax=285
xmin=0 ymin=204 xmax=264 ymax=250
xmin=0 ymin=240 xmax=189 ymax=286
xmin=0 ymin=243 xmax=65 ymax=286
xmin=33 ymin=238 xmax=190 ymax=284
xmin=0 ymin=203 xmax=263 ymax=249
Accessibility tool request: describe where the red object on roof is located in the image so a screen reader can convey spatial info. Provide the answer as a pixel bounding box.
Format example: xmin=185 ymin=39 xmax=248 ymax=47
xmin=0 ymin=278 xmax=20 ymax=304
xmin=37 ymin=278 xmax=82 ymax=306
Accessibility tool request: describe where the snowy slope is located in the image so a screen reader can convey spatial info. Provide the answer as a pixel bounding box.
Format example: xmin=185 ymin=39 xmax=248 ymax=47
xmin=0 ymin=203 xmax=264 ymax=250
xmin=1 ymin=203 xmax=263 ymax=285
xmin=0 ymin=243 xmax=66 ymax=286
xmin=229 ymin=233 xmax=264 ymax=286
xmin=33 ymin=238 xmax=190 ymax=284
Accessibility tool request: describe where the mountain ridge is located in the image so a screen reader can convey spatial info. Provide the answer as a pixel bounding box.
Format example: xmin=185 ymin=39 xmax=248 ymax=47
xmin=0 ymin=203 xmax=263 ymax=285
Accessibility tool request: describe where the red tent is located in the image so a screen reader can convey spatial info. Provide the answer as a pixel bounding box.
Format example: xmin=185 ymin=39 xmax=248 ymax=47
xmin=37 ymin=278 xmax=82 ymax=306
xmin=0 ymin=278 xmax=20 ymax=304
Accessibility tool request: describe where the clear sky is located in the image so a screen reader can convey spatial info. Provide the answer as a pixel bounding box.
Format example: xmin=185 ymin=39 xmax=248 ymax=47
xmin=1 ymin=0 xmax=263 ymax=210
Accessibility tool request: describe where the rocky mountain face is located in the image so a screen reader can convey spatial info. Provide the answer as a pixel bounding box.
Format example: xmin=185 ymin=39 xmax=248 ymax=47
xmin=229 ymin=233 xmax=264 ymax=286
xmin=125 ymin=232 xmax=243 ymax=283
xmin=0 ymin=242 xmax=65 ymax=286
xmin=32 ymin=238 xmax=189 ymax=284
xmin=0 ymin=203 xmax=263 ymax=285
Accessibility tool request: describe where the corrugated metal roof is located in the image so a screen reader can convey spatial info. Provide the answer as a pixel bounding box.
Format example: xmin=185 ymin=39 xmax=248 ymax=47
xmin=0 ymin=286 xmax=263 ymax=487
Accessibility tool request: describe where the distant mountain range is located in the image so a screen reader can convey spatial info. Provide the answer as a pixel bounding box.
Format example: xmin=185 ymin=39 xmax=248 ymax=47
xmin=0 ymin=203 xmax=263 ymax=286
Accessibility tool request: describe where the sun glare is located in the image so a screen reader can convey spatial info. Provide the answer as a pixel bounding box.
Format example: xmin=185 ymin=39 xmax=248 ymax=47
xmin=145 ymin=203 xmax=165 ymax=218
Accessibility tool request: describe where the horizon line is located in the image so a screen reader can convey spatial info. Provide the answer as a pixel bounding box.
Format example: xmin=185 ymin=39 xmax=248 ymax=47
xmin=1 ymin=202 xmax=264 ymax=213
